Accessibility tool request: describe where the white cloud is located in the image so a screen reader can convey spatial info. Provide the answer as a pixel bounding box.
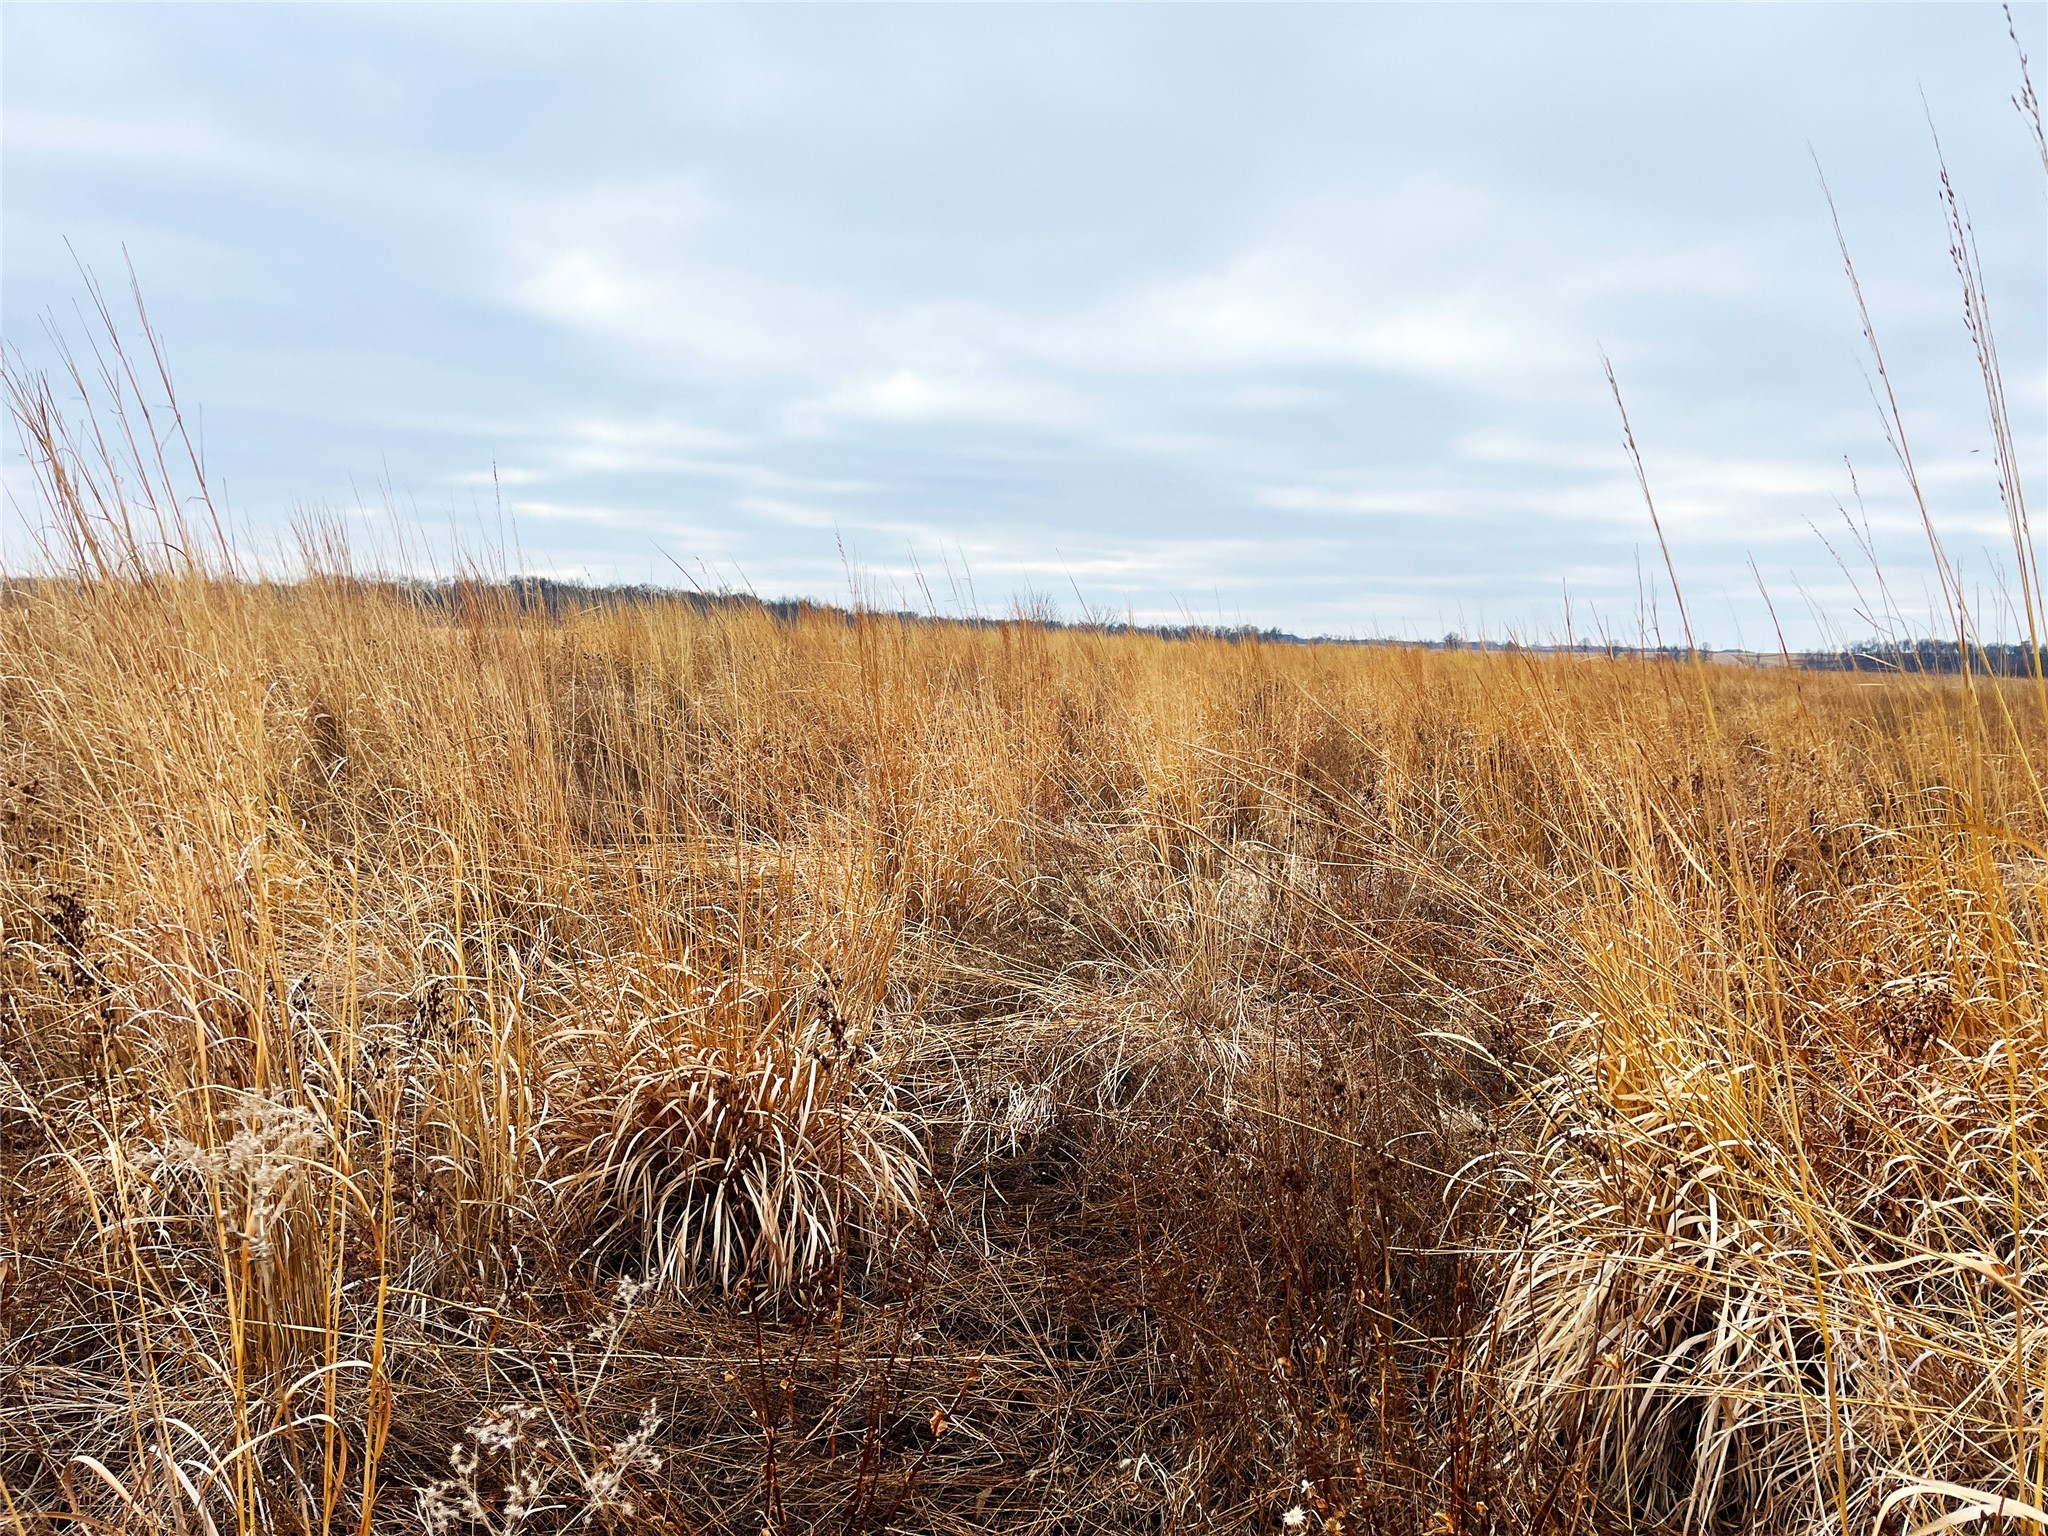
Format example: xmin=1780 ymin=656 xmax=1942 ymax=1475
xmin=445 ymin=467 xmax=543 ymax=487
xmin=503 ymin=179 xmax=836 ymax=374
xmin=1259 ymin=486 xmax=1464 ymax=517
xmin=737 ymin=496 xmax=839 ymax=529
xmin=5 ymin=107 xmax=296 ymax=178
xmin=509 ymin=499 xmax=676 ymax=531
xmin=1111 ymin=244 xmax=1570 ymax=386
xmin=798 ymin=366 xmax=1075 ymax=429
xmin=1459 ymin=432 xmax=1620 ymax=471
xmin=549 ymin=416 xmax=751 ymax=475
xmin=514 ymin=247 xmax=814 ymax=372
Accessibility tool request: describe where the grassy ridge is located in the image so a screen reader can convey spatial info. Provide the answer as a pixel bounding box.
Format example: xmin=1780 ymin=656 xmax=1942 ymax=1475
xmin=2 ymin=562 xmax=2043 ymax=1533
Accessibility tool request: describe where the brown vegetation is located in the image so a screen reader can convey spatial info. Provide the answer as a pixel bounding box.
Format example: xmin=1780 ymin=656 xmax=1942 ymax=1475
xmin=3 ymin=516 xmax=2045 ymax=1532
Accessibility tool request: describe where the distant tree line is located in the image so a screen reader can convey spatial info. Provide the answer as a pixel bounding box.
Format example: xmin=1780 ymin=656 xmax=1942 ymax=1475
xmin=474 ymin=577 xmax=1327 ymax=645
xmin=12 ymin=573 xmax=2047 ymax=675
xmin=398 ymin=584 xmax=2048 ymax=675
xmin=1805 ymin=640 xmax=2048 ymax=676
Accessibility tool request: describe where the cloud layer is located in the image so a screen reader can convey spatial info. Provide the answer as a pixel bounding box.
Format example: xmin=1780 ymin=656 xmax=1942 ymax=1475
xmin=4 ymin=3 xmax=2043 ymax=644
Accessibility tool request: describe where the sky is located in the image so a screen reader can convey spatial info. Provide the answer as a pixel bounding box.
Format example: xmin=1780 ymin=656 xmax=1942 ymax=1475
xmin=3 ymin=2 xmax=2044 ymax=646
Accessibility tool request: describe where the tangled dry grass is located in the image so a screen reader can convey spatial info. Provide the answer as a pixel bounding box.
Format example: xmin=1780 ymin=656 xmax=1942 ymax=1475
xmin=3 ymin=264 xmax=2046 ymax=1533
xmin=5 ymin=547 xmax=2046 ymax=1534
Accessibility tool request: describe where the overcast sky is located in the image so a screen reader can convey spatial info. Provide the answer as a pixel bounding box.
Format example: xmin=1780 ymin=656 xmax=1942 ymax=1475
xmin=4 ymin=3 xmax=2044 ymax=644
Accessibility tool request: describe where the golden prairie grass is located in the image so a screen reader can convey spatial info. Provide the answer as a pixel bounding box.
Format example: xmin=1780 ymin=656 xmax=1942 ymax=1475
xmin=3 ymin=525 xmax=2044 ymax=1532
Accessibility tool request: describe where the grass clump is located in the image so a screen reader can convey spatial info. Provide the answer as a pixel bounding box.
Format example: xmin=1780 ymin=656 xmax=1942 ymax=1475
xmin=566 ymin=985 xmax=928 ymax=1299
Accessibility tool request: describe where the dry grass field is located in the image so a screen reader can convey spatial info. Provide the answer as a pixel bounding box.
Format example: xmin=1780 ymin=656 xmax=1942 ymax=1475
xmin=3 ymin=270 xmax=2046 ymax=1533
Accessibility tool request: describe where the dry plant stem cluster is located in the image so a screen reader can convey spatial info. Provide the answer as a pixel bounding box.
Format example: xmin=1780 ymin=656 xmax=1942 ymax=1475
xmin=2 ymin=551 xmax=2044 ymax=1534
